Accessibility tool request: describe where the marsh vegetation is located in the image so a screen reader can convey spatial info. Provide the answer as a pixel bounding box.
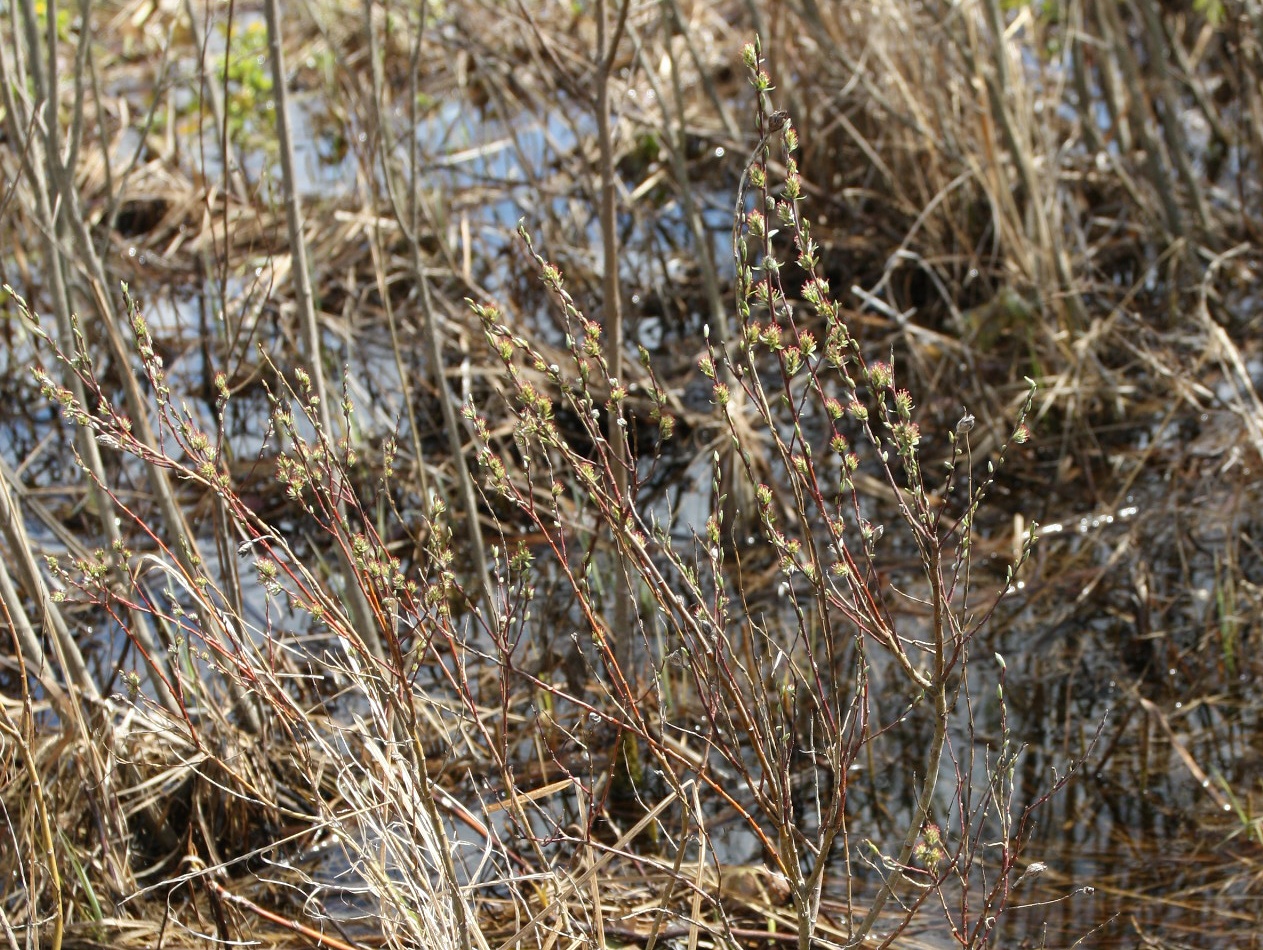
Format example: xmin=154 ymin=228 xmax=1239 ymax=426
xmin=2 ymin=1 xmax=1262 ymax=948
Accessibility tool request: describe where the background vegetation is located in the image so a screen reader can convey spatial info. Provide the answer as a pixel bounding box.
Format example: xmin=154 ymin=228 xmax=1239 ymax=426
xmin=1 ymin=0 xmax=1261 ymax=947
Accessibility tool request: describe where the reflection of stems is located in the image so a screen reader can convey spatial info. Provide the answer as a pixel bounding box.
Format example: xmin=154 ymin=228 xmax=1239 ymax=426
xmin=847 ymin=557 xmax=948 ymax=948
xmin=3 ymin=0 xmax=184 ymax=715
xmin=262 ymin=0 xmax=384 ymax=665
xmin=631 ymin=14 xmax=726 ymax=341
xmin=1088 ymin=1 xmax=1131 ymax=154
xmin=1096 ymin=0 xmax=1185 ymax=242
xmin=594 ymin=0 xmax=634 ymax=673
xmin=1068 ymin=2 xmax=1102 ymax=156
xmin=361 ymin=0 xmax=497 ymax=623
xmin=980 ymin=0 xmax=1085 ymax=327
xmin=181 ymin=0 xmax=250 ymax=203
xmin=662 ymin=0 xmax=739 ymax=138
xmin=1134 ymin=0 xmax=1210 ymax=234
xmin=632 ymin=13 xmax=760 ymax=548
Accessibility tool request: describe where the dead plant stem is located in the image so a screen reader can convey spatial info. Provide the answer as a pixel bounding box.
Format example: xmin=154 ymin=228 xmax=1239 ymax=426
xmin=262 ymin=0 xmax=386 ymax=665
